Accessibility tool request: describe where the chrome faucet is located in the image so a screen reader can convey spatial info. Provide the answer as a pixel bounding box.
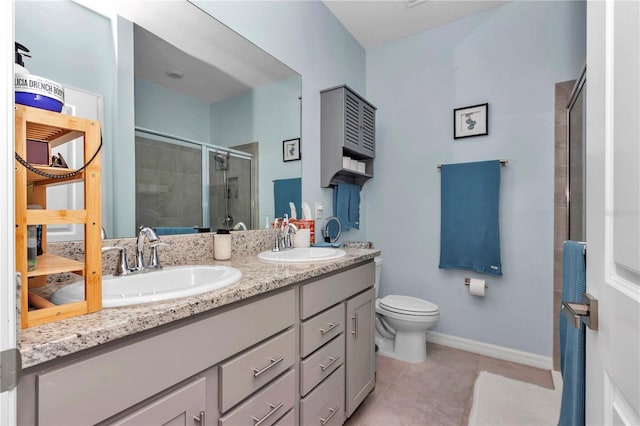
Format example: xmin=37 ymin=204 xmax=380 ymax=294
xmin=135 ymin=226 xmax=159 ymax=271
xmin=282 ymin=222 xmax=298 ymax=250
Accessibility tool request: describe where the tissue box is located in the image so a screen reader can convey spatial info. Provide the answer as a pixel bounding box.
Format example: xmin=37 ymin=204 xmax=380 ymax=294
xmin=291 ymin=219 xmax=315 ymax=244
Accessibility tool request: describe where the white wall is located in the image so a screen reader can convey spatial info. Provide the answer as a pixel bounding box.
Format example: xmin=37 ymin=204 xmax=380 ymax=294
xmin=365 ymin=1 xmax=586 ymax=356
xmin=192 ymin=0 xmax=369 ymax=241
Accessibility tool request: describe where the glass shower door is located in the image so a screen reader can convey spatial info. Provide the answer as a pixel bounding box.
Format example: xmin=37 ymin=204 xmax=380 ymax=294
xmin=207 ymin=149 xmax=253 ymax=230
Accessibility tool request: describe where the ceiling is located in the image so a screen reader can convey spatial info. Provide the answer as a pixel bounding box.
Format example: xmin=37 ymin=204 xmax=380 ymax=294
xmin=323 ymin=0 xmax=508 ymax=49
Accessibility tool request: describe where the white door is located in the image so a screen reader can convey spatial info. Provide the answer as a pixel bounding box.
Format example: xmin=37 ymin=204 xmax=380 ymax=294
xmin=585 ymin=1 xmax=640 ymax=424
xmin=46 ymin=87 xmax=103 ymax=242
xmin=0 ymin=1 xmax=17 ymax=424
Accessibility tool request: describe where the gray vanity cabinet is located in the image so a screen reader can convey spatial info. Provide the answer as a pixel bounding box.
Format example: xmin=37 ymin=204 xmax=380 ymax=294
xmin=299 ymin=262 xmax=376 ymax=423
xmin=345 ymin=287 xmax=376 ymax=417
xmin=17 ymin=261 xmax=376 ymax=426
xmin=321 ymin=85 xmax=376 ymax=187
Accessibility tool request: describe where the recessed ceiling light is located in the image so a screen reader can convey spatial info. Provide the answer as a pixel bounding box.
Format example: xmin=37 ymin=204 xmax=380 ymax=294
xmin=404 ymin=0 xmax=428 ymax=8
xmin=166 ymin=70 xmax=183 ymax=79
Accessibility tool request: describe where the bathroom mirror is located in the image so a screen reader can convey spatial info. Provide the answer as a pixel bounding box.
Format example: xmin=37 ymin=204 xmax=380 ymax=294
xmin=15 ymin=0 xmax=301 ymax=238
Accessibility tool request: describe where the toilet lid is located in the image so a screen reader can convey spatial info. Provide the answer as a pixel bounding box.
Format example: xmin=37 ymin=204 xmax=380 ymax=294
xmin=379 ymin=295 xmax=439 ymax=315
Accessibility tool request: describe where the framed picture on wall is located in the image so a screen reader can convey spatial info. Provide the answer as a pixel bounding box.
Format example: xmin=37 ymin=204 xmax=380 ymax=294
xmin=283 ymin=138 xmax=301 ymax=162
xmin=453 ymin=103 xmax=488 ymax=139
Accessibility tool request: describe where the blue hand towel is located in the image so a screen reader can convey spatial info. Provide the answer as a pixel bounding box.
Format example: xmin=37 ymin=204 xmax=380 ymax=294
xmin=273 ymin=178 xmax=301 ymax=218
xmin=333 ymin=183 xmax=360 ymax=231
xmin=439 ymin=160 xmax=502 ymax=276
xmin=154 ymin=226 xmax=198 ymax=236
xmin=558 ymin=241 xmax=586 ymax=426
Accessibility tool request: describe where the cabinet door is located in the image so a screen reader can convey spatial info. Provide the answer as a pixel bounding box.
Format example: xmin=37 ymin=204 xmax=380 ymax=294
xmin=109 ymin=377 xmax=206 ymax=426
xmin=359 ymin=102 xmax=376 ymax=158
xmin=343 ymin=89 xmax=362 ymax=154
xmin=345 ymin=288 xmax=375 ymax=418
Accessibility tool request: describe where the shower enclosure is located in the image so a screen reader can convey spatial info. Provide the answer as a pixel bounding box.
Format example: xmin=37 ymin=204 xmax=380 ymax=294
xmin=135 ymin=130 xmax=254 ymax=231
xmin=207 ymin=149 xmax=253 ymax=230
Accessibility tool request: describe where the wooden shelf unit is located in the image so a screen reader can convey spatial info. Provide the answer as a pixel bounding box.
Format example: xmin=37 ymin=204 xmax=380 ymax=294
xmin=15 ymin=105 xmax=102 ymax=328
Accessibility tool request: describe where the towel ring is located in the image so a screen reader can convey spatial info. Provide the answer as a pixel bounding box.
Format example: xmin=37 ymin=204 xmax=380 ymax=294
xmin=322 ymin=217 xmax=342 ymax=243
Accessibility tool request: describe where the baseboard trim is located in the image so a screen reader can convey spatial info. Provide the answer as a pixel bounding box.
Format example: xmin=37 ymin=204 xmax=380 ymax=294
xmin=426 ymin=331 xmax=553 ymax=370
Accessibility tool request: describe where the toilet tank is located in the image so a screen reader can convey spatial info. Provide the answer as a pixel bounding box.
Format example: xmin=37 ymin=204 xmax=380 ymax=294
xmin=374 ymin=257 xmax=382 ymax=298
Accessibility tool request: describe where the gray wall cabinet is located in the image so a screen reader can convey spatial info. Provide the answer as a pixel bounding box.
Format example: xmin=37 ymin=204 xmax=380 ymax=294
xmin=17 ymin=261 xmax=375 ymax=426
xmin=321 ymin=85 xmax=376 ymax=187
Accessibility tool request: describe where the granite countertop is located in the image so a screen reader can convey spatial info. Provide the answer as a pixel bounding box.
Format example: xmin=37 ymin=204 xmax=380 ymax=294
xmin=19 ymin=248 xmax=380 ymax=369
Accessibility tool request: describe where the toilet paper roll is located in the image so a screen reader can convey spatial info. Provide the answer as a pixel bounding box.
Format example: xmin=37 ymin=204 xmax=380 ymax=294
xmin=292 ymin=228 xmax=311 ymax=248
xmin=469 ymin=278 xmax=486 ymax=297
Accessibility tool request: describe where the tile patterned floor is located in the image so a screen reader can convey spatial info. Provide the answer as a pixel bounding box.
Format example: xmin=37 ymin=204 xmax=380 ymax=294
xmin=346 ymin=343 xmax=554 ymax=426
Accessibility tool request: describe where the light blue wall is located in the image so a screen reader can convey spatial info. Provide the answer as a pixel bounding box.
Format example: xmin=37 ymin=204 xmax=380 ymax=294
xmin=192 ymin=0 xmax=368 ymax=241
xmin=210 ymin=75 xmax=301 ymax=225
xmin=365 ymin=1 xmax=586 ymax=356
xmin=135 ymin=77 xmax=211 ymax=143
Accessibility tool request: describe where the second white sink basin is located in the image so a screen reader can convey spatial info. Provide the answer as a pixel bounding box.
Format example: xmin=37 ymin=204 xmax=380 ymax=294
xmin=51 ymin=265 xmax=242 ymax=308
xmin=257 ymin=247 xmax=347 ymax=263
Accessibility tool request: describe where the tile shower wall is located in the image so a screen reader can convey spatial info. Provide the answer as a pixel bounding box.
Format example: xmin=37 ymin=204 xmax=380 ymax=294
xmin=135 ymin=137 xmax=203 ymax=229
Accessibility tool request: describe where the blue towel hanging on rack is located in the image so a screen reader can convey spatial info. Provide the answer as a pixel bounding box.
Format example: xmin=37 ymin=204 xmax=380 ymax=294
xmin=558 ymin=240 xmax=586 ymax=426
xmin=333 ymin=183 xmax=360 ymax=231
xmin=439 ymin=160 xmax=502 ymax=276
xmin=273 ymin=178 xmax=301 ymax=218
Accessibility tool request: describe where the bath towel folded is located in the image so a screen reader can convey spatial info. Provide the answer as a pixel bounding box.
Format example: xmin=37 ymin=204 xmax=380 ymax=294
xmin=439 ymin=160 xmax=502 ymax=276
xmin=558 ymin=241 xmax=586 ymax=426
xmin=273 ymin=178 xmax=301 ymax=219
xmin=154 ymin=226 xmax=198 ymax=236
xmin=333 ymin=183 xmax=360 ymax=231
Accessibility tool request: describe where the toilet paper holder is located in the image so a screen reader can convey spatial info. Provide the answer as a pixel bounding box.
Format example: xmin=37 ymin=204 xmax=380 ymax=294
xmin=464 ymin=278 xmax=488 ymax=288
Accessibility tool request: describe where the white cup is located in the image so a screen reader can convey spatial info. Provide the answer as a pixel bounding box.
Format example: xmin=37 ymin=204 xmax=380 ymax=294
xmin=292 ymin=228 xmax=310 ymax=248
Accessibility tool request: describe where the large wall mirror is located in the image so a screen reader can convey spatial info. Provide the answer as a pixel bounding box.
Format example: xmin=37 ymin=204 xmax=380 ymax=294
xmin=16 ymin=0 xmax=301 ymax=238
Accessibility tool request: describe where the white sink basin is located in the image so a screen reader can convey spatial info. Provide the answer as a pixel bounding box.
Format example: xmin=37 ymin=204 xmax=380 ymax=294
xmin=51 ymin=265 xmax=242 ymax=308
xmin=257 ymin=247 xmax=347 ymax=263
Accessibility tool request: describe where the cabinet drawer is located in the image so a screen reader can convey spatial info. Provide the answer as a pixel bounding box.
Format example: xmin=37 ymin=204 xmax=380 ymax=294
xmin=300 ymin=365 xmax=345 ymax=426
xmin=300 ymin=334 xmax=344 ymax=396
xmin=219 ymin=370 xmax=295 ymax=426
xmin=301 ymin=304 xmax=344 ymax=357
xmin=300 ymin=262 xmax=374 ymax=319
xmin=219 ymin=328 xmax=295 ymax=412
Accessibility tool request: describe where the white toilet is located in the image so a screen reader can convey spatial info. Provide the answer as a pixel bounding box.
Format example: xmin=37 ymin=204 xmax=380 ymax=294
xmin=374 ymin=257 xmax=440 ymax=363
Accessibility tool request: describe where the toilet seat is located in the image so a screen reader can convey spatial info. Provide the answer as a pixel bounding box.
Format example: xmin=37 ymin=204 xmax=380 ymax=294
xmin=378 ymin=295 xmax=439 ymax=316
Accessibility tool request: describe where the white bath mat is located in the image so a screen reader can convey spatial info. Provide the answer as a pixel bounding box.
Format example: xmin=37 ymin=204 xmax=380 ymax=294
xmin=468 ymin=370 xmax=562 ymax=426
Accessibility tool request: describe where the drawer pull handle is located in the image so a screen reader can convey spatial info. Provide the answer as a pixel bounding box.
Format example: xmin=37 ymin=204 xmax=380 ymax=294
xmin=319 ymin=356 xmax=339 ymax=371
xmin=319 ymin=407 xmax=338 ymax=425
xmin=320 ymin=322 xmax=338 ymax=335
xmin=351 ymin=315 xmax=358 ymax=339
xmin=252 ymin=402 xmax=284 ymax=426
xmin=253 ymin=357 xmax=284 ymax=378
xmin=193 ymin=410 xmax=205 ymax=425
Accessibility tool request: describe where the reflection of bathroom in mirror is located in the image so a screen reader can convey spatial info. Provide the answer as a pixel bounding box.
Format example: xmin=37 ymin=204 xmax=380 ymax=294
xmin=15 ymin=0 xmax=302 ymax=238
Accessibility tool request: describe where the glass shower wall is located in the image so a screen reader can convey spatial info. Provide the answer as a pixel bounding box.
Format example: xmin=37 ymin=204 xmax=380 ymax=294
xmin=208 ymin=150 xmax=253 ymax=230
xmin=135 ymin=136 xmax=203 ymax=229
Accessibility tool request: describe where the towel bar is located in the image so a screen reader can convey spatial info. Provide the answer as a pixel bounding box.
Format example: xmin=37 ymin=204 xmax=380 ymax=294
xmin=561 ymin=293 xmax=598 ymax=331
xmin=437 ymin=159 xmax=508 ymax=171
